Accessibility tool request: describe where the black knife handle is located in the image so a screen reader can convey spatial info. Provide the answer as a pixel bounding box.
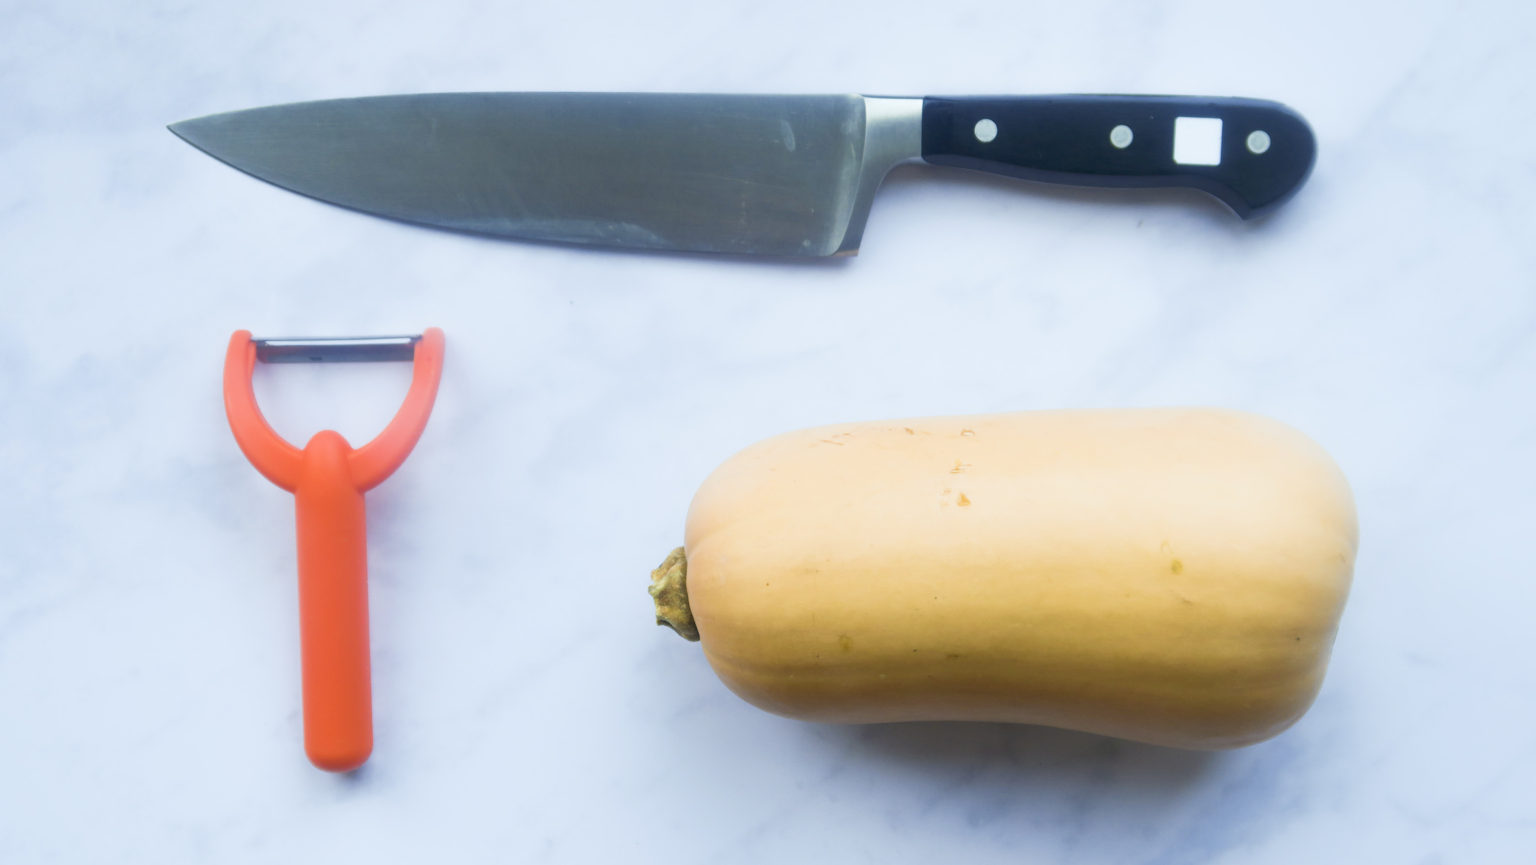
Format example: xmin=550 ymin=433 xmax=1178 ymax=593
xmin=920 ymin=95 xmax=1315 ymax=219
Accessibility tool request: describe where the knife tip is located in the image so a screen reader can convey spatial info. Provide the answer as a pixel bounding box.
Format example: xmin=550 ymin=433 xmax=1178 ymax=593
xmin=166 ymin=118 xmax=216 ymax=155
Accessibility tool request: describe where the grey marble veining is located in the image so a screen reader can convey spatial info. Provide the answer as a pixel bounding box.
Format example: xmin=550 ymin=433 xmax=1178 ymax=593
xmin=2 ymin=0 xmax=1535 ymax=862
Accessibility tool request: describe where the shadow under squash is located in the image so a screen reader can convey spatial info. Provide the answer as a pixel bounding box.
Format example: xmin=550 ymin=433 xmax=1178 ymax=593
xmin=820 ymin=720 xmax=1226 ymax=804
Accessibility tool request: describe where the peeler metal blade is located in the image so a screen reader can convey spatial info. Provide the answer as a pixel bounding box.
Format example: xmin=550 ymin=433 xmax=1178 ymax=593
xmin=253 ymin=335 xmax=422 ymax=363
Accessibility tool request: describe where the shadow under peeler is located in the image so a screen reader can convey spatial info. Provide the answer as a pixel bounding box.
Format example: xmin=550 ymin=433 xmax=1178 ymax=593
xmin=223 ymin=328 xmax=445 ymax=772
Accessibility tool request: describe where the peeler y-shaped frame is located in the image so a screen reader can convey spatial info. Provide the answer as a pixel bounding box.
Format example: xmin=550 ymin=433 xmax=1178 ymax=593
xmin=223 ymin=328 xmax=444 ymax=772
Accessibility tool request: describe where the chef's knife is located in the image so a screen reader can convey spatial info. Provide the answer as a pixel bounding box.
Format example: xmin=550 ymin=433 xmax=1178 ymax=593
xmin=169 ymin=93 xmax=1315 ymax=257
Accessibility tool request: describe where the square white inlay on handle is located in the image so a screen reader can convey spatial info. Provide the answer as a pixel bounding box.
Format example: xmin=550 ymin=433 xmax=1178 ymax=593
xmin=1173 ymin=117 xmax=1223 ymax=166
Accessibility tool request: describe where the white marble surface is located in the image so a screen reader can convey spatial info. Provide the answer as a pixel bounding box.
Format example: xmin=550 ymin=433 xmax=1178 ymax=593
xmin=3 ymin=0 xmax=1534 ymax=861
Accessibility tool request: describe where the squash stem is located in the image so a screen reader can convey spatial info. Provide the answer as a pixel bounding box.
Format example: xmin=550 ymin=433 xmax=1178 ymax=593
xmin=649 ymin=546 xmax=698 ymax=641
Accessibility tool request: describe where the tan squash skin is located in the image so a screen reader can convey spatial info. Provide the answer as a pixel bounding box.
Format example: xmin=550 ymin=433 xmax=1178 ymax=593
xmin=672 ymin=408 xmax=1357 ymax=750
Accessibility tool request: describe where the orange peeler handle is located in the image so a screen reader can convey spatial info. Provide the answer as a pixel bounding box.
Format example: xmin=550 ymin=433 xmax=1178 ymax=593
xmin=294 ymin=432 xmax=373 ymax=771
xmin=223 ymin=328 xmax=444 ymax=772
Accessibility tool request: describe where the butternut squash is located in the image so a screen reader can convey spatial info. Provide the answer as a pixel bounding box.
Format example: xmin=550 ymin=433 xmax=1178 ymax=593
xmin=650 ymin=408 xmax=1356 ymax=749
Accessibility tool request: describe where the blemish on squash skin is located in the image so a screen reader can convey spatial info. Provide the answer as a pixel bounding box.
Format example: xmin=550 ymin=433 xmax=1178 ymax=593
xmin=949 ymin=460 xmax=971 ymax=474
xmin=818 ymin=438 xmax=846 ymax=446
xmin=957 ymin=493 xmax=971 ymax=507
xmin=960 ymin=429 xmax=976 ymax=437
xmin=1171 ymin=559 xmax=1184 ymax=575
xmin=838 ymin=634 xmax=853 ymax=652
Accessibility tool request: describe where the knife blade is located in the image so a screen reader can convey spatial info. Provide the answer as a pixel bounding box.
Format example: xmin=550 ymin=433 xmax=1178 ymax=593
xmin=169 ymin=92 xmax=1315 ymax=257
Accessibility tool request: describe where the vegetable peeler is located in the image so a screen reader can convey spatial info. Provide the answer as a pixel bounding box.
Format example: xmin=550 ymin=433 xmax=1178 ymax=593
xmin=223 ymin=328 xmax=444 ymax=772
